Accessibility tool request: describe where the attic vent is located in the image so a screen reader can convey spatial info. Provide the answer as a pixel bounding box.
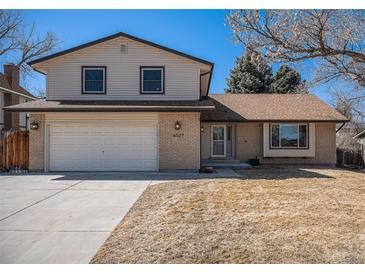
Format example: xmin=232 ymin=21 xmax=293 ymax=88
xmin=120 ymin=43 xmax=128 ymax=53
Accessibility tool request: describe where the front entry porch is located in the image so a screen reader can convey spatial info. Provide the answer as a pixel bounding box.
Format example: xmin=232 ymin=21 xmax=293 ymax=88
xmin=201 ymin=122 xmax=236 ymax=160
xmin=201 ymin=158 xmax=251 ymax=169
xmin=201 ymin=122 xmax=251 ymax=169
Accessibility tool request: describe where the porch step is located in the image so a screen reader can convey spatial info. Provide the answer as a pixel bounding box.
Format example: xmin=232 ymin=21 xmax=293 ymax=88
xmin=203 ymin=159 xmax=241 ymax=164
xmin=202 ymin=161 xmax=251 ymax=170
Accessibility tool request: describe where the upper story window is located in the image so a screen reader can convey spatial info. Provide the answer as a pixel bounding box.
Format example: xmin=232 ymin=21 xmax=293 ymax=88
xmin=270 ymin=123 xmax=308 ymax=149
xmin=140 ymin=66 xmax=164 ymax=94
xmin=82 ymin=66 xmax=106 ymax=94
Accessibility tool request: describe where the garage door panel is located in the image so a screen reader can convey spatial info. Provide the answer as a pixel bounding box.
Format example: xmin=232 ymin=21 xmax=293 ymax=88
xmin=102 ymin=160 xmax=157 ymax=171
xmin=49 ymin=124 xmax=158 ymax=171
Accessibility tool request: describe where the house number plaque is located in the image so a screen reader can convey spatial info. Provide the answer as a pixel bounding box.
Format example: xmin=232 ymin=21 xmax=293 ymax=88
xmin=173 ymin=133 xmax=184 ymax=137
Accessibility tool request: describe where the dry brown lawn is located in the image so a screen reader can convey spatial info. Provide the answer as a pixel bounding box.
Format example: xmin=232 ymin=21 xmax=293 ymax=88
xmin=91 ymin=166 xmax=365 ymax=264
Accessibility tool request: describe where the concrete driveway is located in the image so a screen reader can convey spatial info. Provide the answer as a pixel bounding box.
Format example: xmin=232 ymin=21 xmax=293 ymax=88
xmin=0 ymin=172 xmax=158 ymax=263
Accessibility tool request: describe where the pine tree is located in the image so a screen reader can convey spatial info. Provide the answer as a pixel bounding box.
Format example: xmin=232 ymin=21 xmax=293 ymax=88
xmin=225 ymin=51 xmax=273 ymax=93
xmin=270 ymin=65 xmax=301 ymax=93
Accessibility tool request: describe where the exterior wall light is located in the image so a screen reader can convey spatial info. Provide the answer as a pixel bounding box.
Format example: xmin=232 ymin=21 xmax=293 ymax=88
xmin=200 ymin=126 xmax=204 ymax=132
xmin=30 ymin=121 xmax=39 ymax=130
xmin=174 ymin=121 xmax=181 ymax=130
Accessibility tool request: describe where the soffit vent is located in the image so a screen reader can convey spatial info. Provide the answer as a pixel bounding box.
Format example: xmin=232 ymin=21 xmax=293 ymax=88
xmin=120 ymin=43 xmax=128 ymax=53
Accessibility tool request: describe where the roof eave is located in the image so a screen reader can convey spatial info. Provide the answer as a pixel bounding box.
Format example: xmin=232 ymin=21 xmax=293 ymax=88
xmin=4 ymin=105 xmax=216 ymax=112
xmin=0 ymin=86 xmax=36 ymax=100
xmin=201 ymin=119 xmax=350 ymax=123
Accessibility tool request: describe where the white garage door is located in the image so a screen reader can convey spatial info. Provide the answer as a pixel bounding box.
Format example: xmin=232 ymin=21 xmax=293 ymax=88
xmin=49 ymin=125 xmax=158 ymax=171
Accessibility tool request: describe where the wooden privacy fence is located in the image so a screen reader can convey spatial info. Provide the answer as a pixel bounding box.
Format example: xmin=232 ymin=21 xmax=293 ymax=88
xmin=0 ymin=130 xmax=29 ymax=171
xmin=336 ymin=148 xmax=364 ymax=169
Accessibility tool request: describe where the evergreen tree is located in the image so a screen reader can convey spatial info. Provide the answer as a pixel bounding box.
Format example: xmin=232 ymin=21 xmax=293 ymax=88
xmin=225 ymin=51 xmax=273 ymax=93
xmin=270 ymin=65 xmax=301 ymax=93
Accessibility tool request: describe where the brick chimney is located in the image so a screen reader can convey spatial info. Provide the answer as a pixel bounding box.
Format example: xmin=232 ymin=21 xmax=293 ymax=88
xmin=4 ymin=63 xmax=20 ymax=89
xmin=3 ymin=63 xmax=20 ymax=131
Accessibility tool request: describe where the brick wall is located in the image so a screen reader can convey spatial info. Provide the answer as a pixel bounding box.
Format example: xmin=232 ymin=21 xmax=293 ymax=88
xmin=159 ymin=112 xmax=200 ymax=170
xmin=28 ymin=114 xmax=45 ymax=171
xmin=236 ymin=123 xmax=263 ymax=163
xmin=235 ymin=122 xmax=336 ymax=165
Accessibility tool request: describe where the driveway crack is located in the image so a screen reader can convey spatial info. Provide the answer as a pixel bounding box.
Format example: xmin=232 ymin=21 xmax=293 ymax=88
xmin=0 ymin=179 xmax=84 ymax=222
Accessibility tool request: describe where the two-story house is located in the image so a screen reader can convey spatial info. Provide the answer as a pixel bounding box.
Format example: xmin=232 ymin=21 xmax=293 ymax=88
xmin=5 ymin=32 xmax=348 ymax=172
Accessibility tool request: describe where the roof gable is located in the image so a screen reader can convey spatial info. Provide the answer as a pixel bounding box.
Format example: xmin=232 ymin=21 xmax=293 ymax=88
xmin=28 ymin=32 xmax=214 ymax=67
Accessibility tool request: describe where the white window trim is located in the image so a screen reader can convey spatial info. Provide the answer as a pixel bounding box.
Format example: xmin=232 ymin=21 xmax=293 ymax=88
xmin=82 ymin=67 xmax=106 ymax=94
xmin=211 ymin=124 xmax=227 ymax=157
xmin=270 ymin=123 xmax=309 ymax=149
xmin=141 ymin=67 xmax=164 ymax=94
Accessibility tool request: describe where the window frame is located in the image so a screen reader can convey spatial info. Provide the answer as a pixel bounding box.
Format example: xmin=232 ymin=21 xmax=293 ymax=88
xmin=140 ymin=66 xmax=165 ymax=95
xmin=270 ymin=123 xmax=309 ymax=149
xmin=81 ymin=66 xmax=107 ymax=94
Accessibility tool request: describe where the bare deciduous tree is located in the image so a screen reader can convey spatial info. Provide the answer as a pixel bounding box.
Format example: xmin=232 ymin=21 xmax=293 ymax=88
xmin=332 ymin=88 xmax=365 ymax=123
xmin=332 ymin=87 xmax=365 ymax=151
xmin=0 ymin=10 xmax=58 ymax=76
xmin=227 ymin=10 xmax=365 ymax=87
xmin=0 ymin=10 xmax=22 ymax=56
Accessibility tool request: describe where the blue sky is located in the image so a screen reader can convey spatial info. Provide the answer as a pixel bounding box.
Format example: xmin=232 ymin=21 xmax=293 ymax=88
xmin=10 ymin=10 xmax=337 ymax=103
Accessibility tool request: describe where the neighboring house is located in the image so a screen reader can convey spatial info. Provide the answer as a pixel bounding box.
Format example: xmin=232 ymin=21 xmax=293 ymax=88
xmin=0 ymin=64 xmax=36 ymax=132
xmin=5 ymin=32 xmax=348 ymax=172
xmin=353 ymin=130 xmax=365 ymax=168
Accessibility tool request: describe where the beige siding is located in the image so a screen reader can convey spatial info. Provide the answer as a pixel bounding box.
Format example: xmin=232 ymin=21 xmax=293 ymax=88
xmin=200 ymin=71 xmax=210 ymax=97
xmin=159 ymin=113 xmax=200 ymax=170
xmin=39 ymin=36 xmax=209 ymax=101
xmin=19 ymin=97 xmax=27 ymax=130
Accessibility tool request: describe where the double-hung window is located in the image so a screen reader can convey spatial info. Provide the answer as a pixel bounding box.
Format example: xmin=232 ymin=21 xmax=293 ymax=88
xmin=82 ymin=66 xmax=106 ymax=94
xmin=270 ymin=123 xmax=308 ymax=149
xmin=140 ymin=67 xmax=164 ymax=94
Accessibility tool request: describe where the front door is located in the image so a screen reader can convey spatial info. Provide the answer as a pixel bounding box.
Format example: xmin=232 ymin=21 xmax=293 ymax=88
xmin=211 ymin=125 xmax=226 ymax=157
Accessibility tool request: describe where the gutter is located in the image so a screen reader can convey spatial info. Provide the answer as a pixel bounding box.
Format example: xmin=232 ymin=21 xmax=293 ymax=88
xmin=0 ymin=86 xmax=36 ymax=100
xmin=336 ymin=122 xmax=347 ymax=133
xmin=3 ymin=105 xmax=216 ymax=112
xmin=353 ymin=129 xmax=365 ymax=139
